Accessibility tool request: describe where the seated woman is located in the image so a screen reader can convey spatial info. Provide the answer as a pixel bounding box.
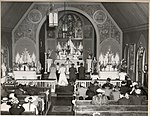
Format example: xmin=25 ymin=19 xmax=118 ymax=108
xmin=48 ymin=63 xmax=57 ymax=82
xmin=1 ymin=97 xmax=11 ymax=111
xmin=22 ymin=96 xmax=38 ymax=115
xmin=76 ymin=83 xmax=87 ymax=100
xmin=9 ymin=97 xmax=25 ymax=115
xmin=91 ymin=88 xmax=108 ymax=105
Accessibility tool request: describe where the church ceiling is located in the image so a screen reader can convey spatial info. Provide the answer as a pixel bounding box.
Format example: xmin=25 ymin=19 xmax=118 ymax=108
xmin=1 ymin=2 xmax=149 ymax=32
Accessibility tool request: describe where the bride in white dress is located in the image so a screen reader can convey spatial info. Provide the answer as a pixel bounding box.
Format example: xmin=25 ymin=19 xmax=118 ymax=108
xmin=58 ymin=64 xmax=68 ymax=86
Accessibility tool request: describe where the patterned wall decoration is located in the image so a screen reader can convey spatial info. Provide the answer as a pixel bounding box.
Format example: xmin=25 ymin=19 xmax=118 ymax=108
xmin=28 ymin=9 xmax=42 ymax=24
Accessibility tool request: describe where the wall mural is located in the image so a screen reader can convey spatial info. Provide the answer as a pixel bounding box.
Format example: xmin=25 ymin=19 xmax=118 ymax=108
xmin=13 ymin=3 xmax=122 ymax=61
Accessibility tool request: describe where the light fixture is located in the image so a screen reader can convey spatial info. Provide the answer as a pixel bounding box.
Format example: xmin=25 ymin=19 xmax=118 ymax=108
xmin=48 ymin=3 xmax=58 ymax=27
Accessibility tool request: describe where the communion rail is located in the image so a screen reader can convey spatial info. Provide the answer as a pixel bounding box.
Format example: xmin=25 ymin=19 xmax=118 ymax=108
xmin=16 ymin=79 xmax=56 ymax=93
xmin=75 ymin=80 xmax=122 ymax=88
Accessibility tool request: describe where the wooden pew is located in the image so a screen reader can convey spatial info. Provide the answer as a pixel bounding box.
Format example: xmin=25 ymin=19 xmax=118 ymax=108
xmin=1 ymin=111 xmax=36 ymax=115
xmin=75 ymin=100 xmax=148 ymax=116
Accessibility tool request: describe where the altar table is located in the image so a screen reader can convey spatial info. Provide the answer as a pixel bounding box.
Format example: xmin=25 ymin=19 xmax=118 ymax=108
xmin=13 ymin=71 xmax=37 ymax=80
xmin=54 ymin=59 xmax=84 ymax=66
xmin=99 ymin=71 xmax=119 ymax=80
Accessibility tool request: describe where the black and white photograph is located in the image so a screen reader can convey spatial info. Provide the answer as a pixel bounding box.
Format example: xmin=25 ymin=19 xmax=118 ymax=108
xmin=1 ymin=1 xmax=149 ymax=115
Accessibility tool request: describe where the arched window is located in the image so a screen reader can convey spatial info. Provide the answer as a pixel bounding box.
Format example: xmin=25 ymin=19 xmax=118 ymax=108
xmin=58 ymin=13 xmax=83 ymax=39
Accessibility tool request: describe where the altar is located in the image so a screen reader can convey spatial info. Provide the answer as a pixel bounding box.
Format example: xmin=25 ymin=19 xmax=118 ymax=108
xmin=98 ymin=71 xmax=119 ymax=80
xmin=13 ymin=71 xmax=37 ymax=80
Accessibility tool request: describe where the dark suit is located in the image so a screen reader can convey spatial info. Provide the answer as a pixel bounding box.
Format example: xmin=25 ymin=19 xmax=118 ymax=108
xmin=69 ymin=67 xmax=77 ymax=82
xmin=118 ymin=97 xmax=131 ymax=105
xmin=78 ymin=66 xmax=85 ymax=80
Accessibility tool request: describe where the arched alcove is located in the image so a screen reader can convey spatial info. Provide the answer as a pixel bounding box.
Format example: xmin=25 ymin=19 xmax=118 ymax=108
xmin=38 ymin=9 xmax=96 ymax=63
xmin=14 ymin=37 xmax=36 ymax=59
xmin=98 ymin=38 xmax=121 ymax=61
xmin=36 ymin=6 xmax=99 ymax=61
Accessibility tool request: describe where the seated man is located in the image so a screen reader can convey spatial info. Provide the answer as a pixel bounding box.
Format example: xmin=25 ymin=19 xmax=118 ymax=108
xmin=120 ymin=81 xmax=131 ymax=94
xmin=26 ymin=82 xmax=39 ymax=95
xmin=102 ymin=78 xmax=113 ymax=89
xmin=130 ymin=89 xmax=145 ymax=105
xmin=15 ymin=84 xmax=27 ymax=96
xmin=91 ymin=88 xmax=108 ymax=105
xmin=117 ymin=92 xmax=132 ymax=105
xmin=85 ymin=80 xmax=100 ymax=100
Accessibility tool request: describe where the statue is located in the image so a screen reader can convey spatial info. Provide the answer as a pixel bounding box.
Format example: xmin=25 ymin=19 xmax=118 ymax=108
xmin=1 ymin=63 xmax=7 ymax=77
xmin=92 ymin=57 xmax=98 ymax=74
xmin=67 ymin=39 xmax=76 ymax=55
xmin=47 ymin=49 xmax=53 ymax=59
xmin=15 ymin=53 xmax=20 ymax=64
xmin=36 ymin=61 xmax=41 ymax=74
xmin=46 ymin=49 xmax=53 ymax=73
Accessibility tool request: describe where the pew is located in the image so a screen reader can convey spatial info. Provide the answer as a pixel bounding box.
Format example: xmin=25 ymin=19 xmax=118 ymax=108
xmin=74 ymin=100 xmax=148 ymax=116
xmin=1 ymin=111 xmax=36 ymax=115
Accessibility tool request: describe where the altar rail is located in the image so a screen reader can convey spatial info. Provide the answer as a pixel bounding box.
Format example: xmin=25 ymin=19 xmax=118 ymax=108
xmin=16 ymin=79 xmax=56 ymax=93
xmin=75 ymin=80 xmax=122 ymax=88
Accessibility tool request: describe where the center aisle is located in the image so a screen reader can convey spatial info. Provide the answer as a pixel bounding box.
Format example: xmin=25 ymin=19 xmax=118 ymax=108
xmin=47 ymin=85 xmax=74 ymax=115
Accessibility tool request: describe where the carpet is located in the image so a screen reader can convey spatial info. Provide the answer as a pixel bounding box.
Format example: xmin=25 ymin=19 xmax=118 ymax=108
xmin=51 ymin=106 xmax=72 ymax=113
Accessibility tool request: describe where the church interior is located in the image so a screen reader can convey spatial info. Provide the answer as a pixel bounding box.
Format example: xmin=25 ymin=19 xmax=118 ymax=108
xmin=1 ymin=2 xmax=149 ymax=115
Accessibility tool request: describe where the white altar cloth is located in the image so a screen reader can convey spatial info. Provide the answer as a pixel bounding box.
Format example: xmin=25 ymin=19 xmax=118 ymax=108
xmin=54 ymin=59 xmax=84 ymax=66
xmin=13 ymin=71 xmax=37 ymax=80
xmin=98 ymin=71 xmax=119 ymax=80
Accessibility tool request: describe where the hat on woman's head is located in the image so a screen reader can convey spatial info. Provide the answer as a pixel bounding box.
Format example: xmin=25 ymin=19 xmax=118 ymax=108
xmin=2 ymin=97 xmax=8 ymax=102
xmin=132 ymin=82 xmax=138 ymax=87
xmin=96 ymin=88 xmax=105 ymax=93
xmin=135 ymin=89 xmax=141 ymax=94
xmin=9 ymin=93 xmax=16 ymax=98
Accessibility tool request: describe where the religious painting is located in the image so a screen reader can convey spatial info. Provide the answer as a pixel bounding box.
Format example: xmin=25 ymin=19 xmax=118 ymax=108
xmin=128 ymin=44 xmax=136 ymax=73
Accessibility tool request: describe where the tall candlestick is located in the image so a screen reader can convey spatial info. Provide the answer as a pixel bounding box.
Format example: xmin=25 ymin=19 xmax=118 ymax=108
xmin=44 ymin=52 xmax=47 ymax=74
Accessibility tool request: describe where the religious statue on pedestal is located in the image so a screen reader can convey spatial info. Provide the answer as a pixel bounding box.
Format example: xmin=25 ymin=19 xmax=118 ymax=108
xmin=92 ymin=57 xmax=98 ymax=74
xmin=1 ymin=63 xmax=7 ymax=77
xmin=86 ymin=49 xmax=92 ymax=73
xmin=45 ymin=49 xmax=53 ymax=73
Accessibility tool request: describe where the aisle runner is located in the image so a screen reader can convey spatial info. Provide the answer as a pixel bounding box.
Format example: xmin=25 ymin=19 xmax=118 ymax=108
xmin=51 ymin=106 xmax=72 ymax=112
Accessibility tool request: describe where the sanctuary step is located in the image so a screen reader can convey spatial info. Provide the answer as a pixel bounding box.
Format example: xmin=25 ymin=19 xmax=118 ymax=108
xmin=55 ymin=85 xmax=74 ymax=97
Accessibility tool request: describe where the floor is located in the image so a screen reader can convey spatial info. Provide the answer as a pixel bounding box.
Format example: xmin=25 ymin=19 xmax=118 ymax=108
xmin=47 ymin=85 xmax=74 ymax=115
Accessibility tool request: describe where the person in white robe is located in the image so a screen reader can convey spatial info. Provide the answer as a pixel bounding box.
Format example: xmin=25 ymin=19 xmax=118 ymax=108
xmin=48 ymin=64 xmax=57 ymax=82
xmin=58 ymin=64 xmax=68 ymax=86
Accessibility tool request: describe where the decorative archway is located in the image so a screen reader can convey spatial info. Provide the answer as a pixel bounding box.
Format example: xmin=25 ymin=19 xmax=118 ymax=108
xmin=36 ymin=6 xmax=99 ymax=61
